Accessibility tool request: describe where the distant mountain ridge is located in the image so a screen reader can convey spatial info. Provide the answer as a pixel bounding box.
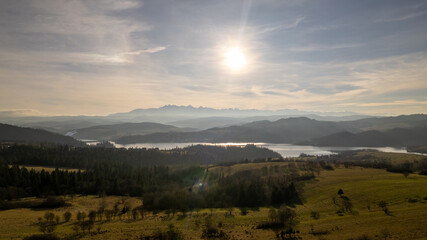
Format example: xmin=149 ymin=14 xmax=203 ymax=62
xmin=115 ymin=114 xmax=427 ymax=146
xmin=108 ymin=105 xmax=366 ymax=123
xmin=2 ymin=113 xmax=427 ymax=148
xmin=115 ymin=117 xmax=349 ymax=144
xmin=0 ymin=123 xmax=85 ymax=146
xmin=0 ymin=105 xmax=371 ymax=133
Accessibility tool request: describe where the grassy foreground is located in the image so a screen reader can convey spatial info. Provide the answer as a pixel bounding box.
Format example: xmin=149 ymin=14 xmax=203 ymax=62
xmin=0 ymin=166 xmax=426 ymax=240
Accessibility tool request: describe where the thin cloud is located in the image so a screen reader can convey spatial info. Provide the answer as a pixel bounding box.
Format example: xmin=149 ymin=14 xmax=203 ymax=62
xmin=339 ymin=100 xmax=427 ymax=107
xmin=256 ymin=17 xmax=305 ymax=34
xmin=289 ymin=43 xmax=362 ymax=52
xmin=124 ymin=46 xmax=167 ymax=55
xmin=1 ymin=0 xmax=427 ymax=115
xmin=377 ymin=10 xmax=427 ymax=22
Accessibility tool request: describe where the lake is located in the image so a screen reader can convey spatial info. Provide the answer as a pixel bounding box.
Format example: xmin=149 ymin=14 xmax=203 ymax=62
xmin=97 ymin=141 xmax=412 ymax=158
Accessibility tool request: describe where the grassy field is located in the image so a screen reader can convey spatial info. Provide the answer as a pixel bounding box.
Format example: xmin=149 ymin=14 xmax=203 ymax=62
xmin=1 ymin=165 xmax=426 ymax=239
xmin=297 ymin=167 xmax=427 ymax=239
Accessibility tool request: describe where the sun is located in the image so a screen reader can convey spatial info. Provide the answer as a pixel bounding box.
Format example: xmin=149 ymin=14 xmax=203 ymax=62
xmin=225 ymin=47 xmax=247 ymax=70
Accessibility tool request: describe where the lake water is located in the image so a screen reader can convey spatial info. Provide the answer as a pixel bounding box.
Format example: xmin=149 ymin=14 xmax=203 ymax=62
xmin=100 ymin=141 xmax=412 ymax=158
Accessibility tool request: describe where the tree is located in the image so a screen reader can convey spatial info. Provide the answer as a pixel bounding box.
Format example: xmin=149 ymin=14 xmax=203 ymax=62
xmin=277 ymin=206 xmax=298 ymax=231
xmin=132 ymin=208 xmax=139 ymax=220
xmin=88 ymin=210 xmax=97 ymax=222
xmin=44 ymin=212 xmax=55 ymax=222
xmin=55 ymin=216 xmax=60 ymax=224
xmin=76 ymin=211 xmax=86 ymax=222
xmin=63 ymin=211 xmax=72 ymax=222
xmin=38 ymin=213 xmax=56 ymax=234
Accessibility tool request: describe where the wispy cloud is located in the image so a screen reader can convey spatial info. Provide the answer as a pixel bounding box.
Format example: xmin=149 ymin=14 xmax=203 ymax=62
xmin=289 ymin=43 xmax=362 ymax=52
xmin=377 ymin=10 xmax=427 ymax=22
xmin=343 ymin=100 xmax=427 ymax=107
xmin=124 ymin=47 xmax=167 ymax=55
xmin=0 ymin=0 xmax=151 ymax=66
xmin=256 ymin=17 xmax=305 ymax=34
xmin=1 ymin=0 xmax=427 ymax=115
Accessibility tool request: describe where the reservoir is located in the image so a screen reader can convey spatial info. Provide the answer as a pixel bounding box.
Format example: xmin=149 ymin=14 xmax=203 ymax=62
xmin=95 ymin=142 xmax=412 ymax=158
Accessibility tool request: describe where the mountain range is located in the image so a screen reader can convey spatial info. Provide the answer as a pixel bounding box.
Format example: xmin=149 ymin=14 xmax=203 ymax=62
xmin=114 ymin=114 xmax=427 ymax=147
xmin=0 ymin=105 xmax=371 ymax=133
xmin=1 ymin=106 xmax=426 ymax=148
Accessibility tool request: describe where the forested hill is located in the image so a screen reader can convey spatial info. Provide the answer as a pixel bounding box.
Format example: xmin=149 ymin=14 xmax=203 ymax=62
xmin=114 ymin=114 xmax=427 ymax=144
xmin=115 ymin=117 xmax=348 ymax=144
xmin=0 ymin=123 xmax=85 ymax=147
xmin=300 ymin=127 xmax=427 ymax=147
xmin=0 ymin=144 xmax=281 ymax=168
xmin=70 ymin=122 xmax=197 ymax=140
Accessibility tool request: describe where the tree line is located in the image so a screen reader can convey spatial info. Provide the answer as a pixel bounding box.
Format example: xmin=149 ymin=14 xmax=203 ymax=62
xmin=0 ymin=144 xmax=323 ymax=211
xmin=0 ymin=143 xmax=281 ymax=168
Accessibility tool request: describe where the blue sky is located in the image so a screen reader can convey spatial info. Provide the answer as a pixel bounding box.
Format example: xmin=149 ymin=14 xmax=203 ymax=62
xmin=0 ymin=0 xmax=426 ymax=115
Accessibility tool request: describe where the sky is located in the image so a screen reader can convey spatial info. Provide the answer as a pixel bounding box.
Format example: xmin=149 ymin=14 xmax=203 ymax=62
xmin=0 ymin=0 xmax=427 ymax=116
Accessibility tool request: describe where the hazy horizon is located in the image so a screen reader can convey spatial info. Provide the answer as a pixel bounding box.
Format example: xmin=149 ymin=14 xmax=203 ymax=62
xmin=1 ymin=0 xmax=427 ymax=116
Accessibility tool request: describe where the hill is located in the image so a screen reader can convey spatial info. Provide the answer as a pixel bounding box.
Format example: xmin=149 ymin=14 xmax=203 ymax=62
xmin=339 ymin=114 xmax=427 ymax=131
xmin=168 ymin=114 xmax=371 ymax=130
xmin=0 ymin=123 xmax=85 ymax=146
xmin=115 ymin=114 xmax=427 ymax=145
xmin=302 ymin=127 xmax=427 ymax=147
xmin=69 ymin=122 xmax=197 ymax=140
xmin=115 ymin=117 xmax=348 ymax=144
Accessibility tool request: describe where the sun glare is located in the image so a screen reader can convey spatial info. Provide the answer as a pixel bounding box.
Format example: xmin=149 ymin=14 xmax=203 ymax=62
xmin=225 ymin=47 xmax=247 ymax=71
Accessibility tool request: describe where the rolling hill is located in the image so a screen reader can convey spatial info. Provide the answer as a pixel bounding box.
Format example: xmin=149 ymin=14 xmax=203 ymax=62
xmin=300 ymin=127 xmax=427 ymax=147
xmin=0 ymin=123 xmax=85 ymax=146
xmin=115 ymin=117 xmax=349 ymax=144
xmin=69 ymin=122 xmax=197 ymax=140
xmin=115 ymin=114 xmax=427 ymax=146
